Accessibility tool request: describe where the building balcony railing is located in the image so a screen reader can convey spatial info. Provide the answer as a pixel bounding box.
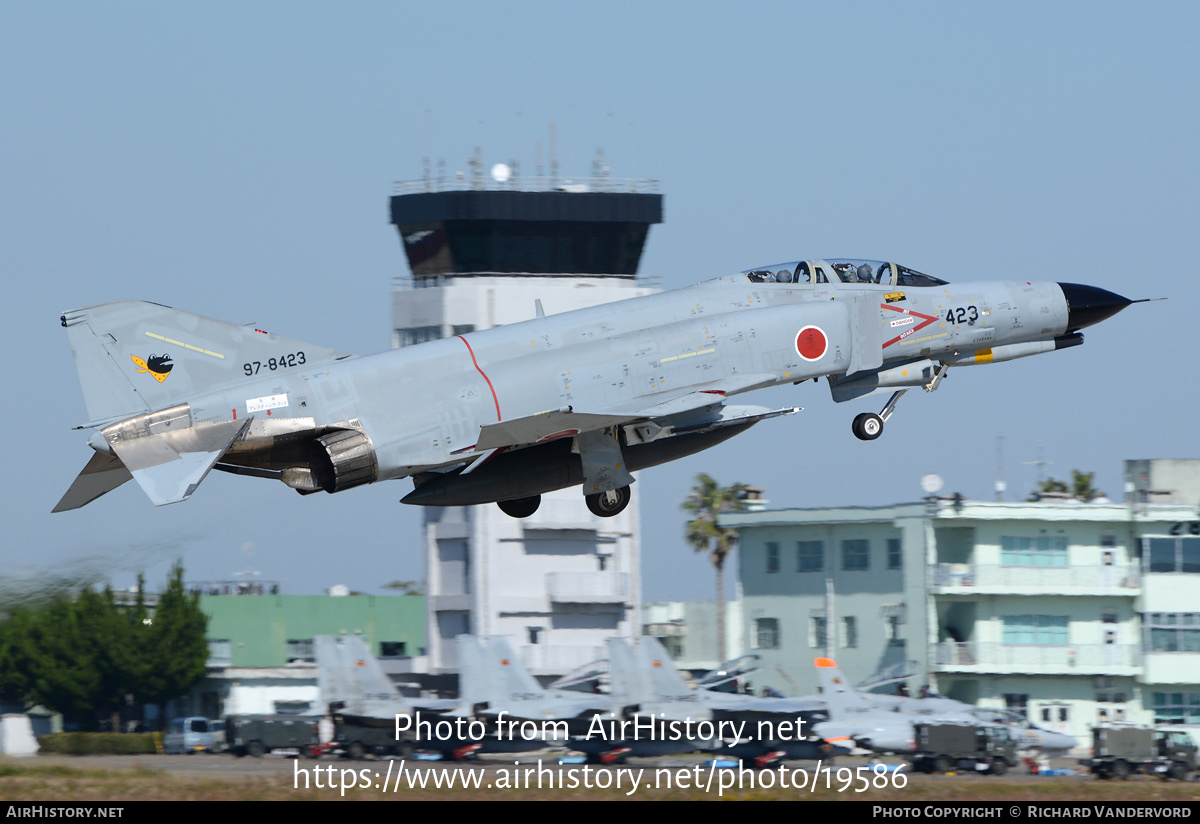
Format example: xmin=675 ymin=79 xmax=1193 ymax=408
xmin=545 ymin=572 xmax=630 ymax=604
xmin=931 ymin=563 xmax=1139 ymax=593
xmin=934 ymin=641 xmax=1142 ymax=673
xmin=393 ymin=176 xmax=661 ymax=196
xmin=520 ymin=644 xmax=607 ymax=677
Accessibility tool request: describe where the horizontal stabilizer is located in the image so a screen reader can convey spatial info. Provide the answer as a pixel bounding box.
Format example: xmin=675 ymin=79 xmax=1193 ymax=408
xmin=52 ymin=451 xmax=134 ymax=513
xmin=113 ymin=417 xmax=251 ymax=506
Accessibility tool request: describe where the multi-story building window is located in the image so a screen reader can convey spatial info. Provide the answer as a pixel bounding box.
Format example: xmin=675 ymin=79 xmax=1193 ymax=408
xmin=396 ymin=325 xmax=442 ymax=347
xmin=797 ymin=541 xmax=823 ymax=572
xmin=1001 ymin=536 xmax=1067 ymax=566
xmin=1146 ymin=613 xmax=1200 ymax=652
xmin=755 ymin=617 xmax=780 ymax=649
xmin=286 ymin=638 xmax=315 ymax=661
xmin=887 ymin=538 xmax=902 ymax=570
xmin=1004 ymin=693 xmax=1029 ymax=719
xmin=842 ymin=616 xmax=857 ymax=648
xmin=810 ymin=615 xmax=827 ymax=648
xmin=208 ymin=638 xmax=232 ymax=666
xmin=1145 ymin=537 xmax=1200 ymax=573
xmin=842 ymin=539 xmax=869 ymax=571
xmin=766 ymin=542 xmax=780 ymax=573
xmin=1152 ymin=691 xmax=1200 ymax=724
xmin=1002 ymin=615 xmax=1069 ymax=645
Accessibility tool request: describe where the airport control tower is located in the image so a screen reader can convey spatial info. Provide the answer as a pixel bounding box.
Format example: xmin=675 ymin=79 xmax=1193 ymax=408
xmin=389 ymin=156 xmax=662 ymax=679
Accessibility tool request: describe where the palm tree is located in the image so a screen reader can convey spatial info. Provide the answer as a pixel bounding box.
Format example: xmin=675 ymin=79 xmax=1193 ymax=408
xmin=682 ymin=473 xmax=749 ymax=662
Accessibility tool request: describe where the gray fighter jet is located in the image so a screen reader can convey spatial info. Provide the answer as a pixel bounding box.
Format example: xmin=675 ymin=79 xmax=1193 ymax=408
xmin=55 ymin=259 xmax=1140 ymax=518
xmin=810 ymin=658 xmax=1075 ymax=755
xmin=314 ymin=634 xmax=543 ymax=758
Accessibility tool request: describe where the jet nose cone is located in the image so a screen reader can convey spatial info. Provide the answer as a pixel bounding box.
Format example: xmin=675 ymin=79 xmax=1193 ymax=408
xmin=1058 ymin=282 xmax=1133 ymax=332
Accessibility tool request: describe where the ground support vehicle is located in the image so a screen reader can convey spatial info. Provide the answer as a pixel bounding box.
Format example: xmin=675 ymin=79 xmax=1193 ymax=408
xmin=226 ymin=714 xmax=318 ymax=758
xmin=908 ymin=723 xmax=1015 ymax=775
xmin=332 ymin=712 xmax=416 ymax=760
xmin=1081 ymin=727 xmax=1195 ymax=780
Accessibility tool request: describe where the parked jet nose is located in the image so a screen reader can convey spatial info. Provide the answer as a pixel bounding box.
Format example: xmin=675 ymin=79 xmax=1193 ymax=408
xmin=1058 ymin=283 xmax=1133 ymax=332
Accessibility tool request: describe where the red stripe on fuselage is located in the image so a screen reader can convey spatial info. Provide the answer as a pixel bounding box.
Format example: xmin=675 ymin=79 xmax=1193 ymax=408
xmin=458 ymin=336 xmax=502 ymax=421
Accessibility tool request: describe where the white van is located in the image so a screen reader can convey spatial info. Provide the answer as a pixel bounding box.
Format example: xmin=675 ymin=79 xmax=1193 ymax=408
xmin=163 ymin=717 xmax=216 ymax=754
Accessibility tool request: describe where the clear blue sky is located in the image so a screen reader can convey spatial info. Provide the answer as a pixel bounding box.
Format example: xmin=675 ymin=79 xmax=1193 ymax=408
xmin=3 ymin=2 xmax=1197 ymax=601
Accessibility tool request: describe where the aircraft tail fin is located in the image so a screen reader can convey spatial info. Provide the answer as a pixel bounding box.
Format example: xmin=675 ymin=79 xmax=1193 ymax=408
xmin=315 ymin=635 xmax=357 ymax=708
xmin=461 ymin=636 xmax=549 ymax=712
xmin=455 ymin=635 xmax=488 ymax=709
xmin=316 ymin=634 xmax=410 ymax=716
xmin=61 ymin=300 xmax=352 ymax=423
xmin=605 ymin=638 xmax=647 ymax=706
xmin=484 ymin=636 xmax=546 ymax=696
xmin=607 ymin=637 xmax=708 ymax=719
xmin=814 ymin=657 xmax=874 ymax=720
xmin=635 ymin=636 xmax=695 ymax=697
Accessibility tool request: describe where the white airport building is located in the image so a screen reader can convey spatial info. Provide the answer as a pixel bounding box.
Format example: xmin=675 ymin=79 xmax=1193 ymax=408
xmin=721 ymin=460 xmax=1200 ymax=743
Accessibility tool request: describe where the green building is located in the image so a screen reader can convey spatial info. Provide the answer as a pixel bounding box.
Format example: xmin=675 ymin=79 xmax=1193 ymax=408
xmin=181 ymin=593 xmax=425 ymax=720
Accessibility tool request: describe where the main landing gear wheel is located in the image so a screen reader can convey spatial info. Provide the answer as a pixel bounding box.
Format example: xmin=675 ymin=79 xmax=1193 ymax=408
xmin=852 ymin=412 xmax=884 ymax=441
xmin=585 ymin=485 xmax=631 ymax=518
xmin=497 ymin=495 xmax=541 ymax=518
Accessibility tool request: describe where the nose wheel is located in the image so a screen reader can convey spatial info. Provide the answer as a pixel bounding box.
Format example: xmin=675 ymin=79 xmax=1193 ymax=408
xmin=852 ymin=388 xmax=909 ymax=441
xmin=852 ymin=412 xmax=884 ymax=441
xmin=585 ymin=485 xmax=631 ymax=517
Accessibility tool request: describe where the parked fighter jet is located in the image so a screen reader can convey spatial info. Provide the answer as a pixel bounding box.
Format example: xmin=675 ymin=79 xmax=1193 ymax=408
xmin=810 ymin=658 xmax=1074 ymax=754
xmin=628 ymin=638 xmax=844 ymax=767
xmin=55 ymin=260 xmax=1140 ymax=518
xmin=313 ymin=634 xmax=543 ymax=758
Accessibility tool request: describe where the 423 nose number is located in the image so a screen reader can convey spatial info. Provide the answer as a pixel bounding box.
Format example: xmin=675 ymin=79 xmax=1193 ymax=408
xmin=244 ymin=352 xmax=306 ymax=376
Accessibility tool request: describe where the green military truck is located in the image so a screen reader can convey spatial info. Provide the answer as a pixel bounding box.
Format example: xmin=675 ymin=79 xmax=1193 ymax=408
xmin=225 ymin=714 xmax=318 ymax=757
xmin=332 ymin=711 xmax=416 ymax=760
xmin=909 ymin=723 xmax=1016 ymax=775
xmin=1082 ymin=727 xmax=1196 ymax=780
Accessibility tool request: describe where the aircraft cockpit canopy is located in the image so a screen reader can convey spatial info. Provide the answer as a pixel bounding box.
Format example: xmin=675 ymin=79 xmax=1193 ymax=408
xmin=743 ymin=259 xmax=948 ymax=288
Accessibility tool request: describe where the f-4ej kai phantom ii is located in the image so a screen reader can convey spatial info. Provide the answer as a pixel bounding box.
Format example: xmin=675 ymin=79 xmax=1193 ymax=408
xmin=55 ymin=258 xmax=1142 ymax=519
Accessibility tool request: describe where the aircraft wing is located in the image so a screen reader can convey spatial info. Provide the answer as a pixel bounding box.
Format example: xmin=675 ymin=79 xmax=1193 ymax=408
xmin=596 ymin=372 xmax=779 ymax=417
xmin=474 ymin=372 xmax=781 ymax=452
xmin=475 ymin=409 xmax=633 ymax=451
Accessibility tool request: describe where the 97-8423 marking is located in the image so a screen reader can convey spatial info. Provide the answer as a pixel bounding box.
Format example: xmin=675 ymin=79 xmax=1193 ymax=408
xmin=244 ymin=351 xmax=306 ymax=375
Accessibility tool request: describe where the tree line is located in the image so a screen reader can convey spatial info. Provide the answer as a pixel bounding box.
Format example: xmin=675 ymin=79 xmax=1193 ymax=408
xmin=0 ymin=562 xmax=209 ymax=731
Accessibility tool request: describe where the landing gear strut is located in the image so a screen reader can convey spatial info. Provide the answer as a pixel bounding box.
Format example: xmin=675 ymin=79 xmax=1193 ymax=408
xmin=850 ymin=363 xmax=949 ymax=441
xmin=585 ymin=485 xmax=631 ymax=518
xmin=497 ymin=495 xmax=541 ymax=518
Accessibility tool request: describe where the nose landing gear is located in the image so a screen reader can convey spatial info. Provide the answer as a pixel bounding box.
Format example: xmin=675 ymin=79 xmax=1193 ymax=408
xmin=850 ymin=363 xmax=949 ymax=441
